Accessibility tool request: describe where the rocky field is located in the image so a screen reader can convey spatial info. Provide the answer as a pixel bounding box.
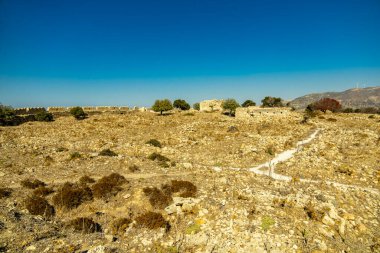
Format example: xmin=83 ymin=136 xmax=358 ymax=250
xmin=0 ymin=111 xmax=379 ymax=253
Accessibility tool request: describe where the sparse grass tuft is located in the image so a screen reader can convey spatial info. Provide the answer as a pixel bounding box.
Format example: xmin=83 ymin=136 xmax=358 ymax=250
xmin=148 ymin=152 xmax=170 ymax=162
xmin=21 ymin=179 xmax=46 ymax=189
xmin=110 ymin=218 xmax=132 ymax=235
xmin=0 ymin=187 xmax=12 ymax=198
xmin=33 ymin=186 xmax=54 ymax=197
xmin=170 ymin=180 xmax=197 ymax=198
xmin=99 ymin=149 xmax=118 ymax=157
xmin=24 ymin=195 xmax=55 ymax=217
xmin=67 ymin=217 xmax=102 ymax=233
xmin=143 ymin=187 xmax=172 ymax=209
xmin=135 ymin=211 xmax=170 ymax=230
xmin=146 ymin=139 xmax=162 ymax=148
xmin=128 ymin=164 xmax=140 ymax=172
xmin=261 ymin=216 xmax=275 ymax=231
xmin=52 ymin=182 xmax=93 ymax=209
xmin=79 ymin=175 xmax=96 ymax=185
xmin=70 ymin=152 xmax=82 ymax=160
xmin=91 ymin=173 xmax=127 ymax=199
xmin=304 ymin=203 xmax=324 ymax=221
xmin=327 ymin=118 xmax=337 ymax=122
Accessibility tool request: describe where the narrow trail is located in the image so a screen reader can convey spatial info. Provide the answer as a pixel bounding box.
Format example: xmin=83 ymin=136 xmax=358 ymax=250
xmin=215 ymin=128 xmax=379 ymax=195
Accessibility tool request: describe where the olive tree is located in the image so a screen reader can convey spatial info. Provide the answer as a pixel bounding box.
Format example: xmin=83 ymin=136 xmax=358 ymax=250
xmin=222 ymin=99 xmax=240 ymax=116
xmin=152 ymin=99 xmax=173 ymax=115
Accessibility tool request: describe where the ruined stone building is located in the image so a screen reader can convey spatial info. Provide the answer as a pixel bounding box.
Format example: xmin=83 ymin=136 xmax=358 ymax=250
xmin=235 ymin=106 xmax=291 ymax=120
xmin=199 ymin=100 xmax=224 ymax=112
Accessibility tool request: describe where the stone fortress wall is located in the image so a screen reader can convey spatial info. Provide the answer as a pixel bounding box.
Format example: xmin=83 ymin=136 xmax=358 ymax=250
xmin=14 ymin=106 xmax=131 ymax=115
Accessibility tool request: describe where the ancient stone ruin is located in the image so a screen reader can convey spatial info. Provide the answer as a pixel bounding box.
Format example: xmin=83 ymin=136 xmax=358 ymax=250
xmin=199 ymin=99 xmax=224 ymax=112
xmin=235 ymin=106 xmax=291 ymax=120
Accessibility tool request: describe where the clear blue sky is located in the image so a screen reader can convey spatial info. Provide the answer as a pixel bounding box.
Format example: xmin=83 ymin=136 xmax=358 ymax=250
xmin=1 ymin=0 xmax=380 ymax=107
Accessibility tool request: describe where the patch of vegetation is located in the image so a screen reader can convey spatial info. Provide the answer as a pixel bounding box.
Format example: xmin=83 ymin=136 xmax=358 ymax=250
xmin=35 ymin=111 xmax=54 ymax=122
xmin=148 ymin=152 xmax=170 ymax=162
xmin=266 ymin=147 xmax=275 ymax=156
xmin=183 ymin=112 xmax=195 ymax=116
xmin=304 ymin=203 xmax=324 ymax=221
xmin=21 ymin=179 xmax=46 ymax=189
xmin=152 ymin=99 xmax=173 ymax=115
xmin=79 ymin=175 xmax=96 ymax=185
xmin=135 ymin=211 xmax=170 ymax=230
xmin=52 ymin=182 xmax=93 ymax=209
xmin=170 ymin=180 xmax=197 ymax=198
xmin=91 ymin=173 xmax=127 ymax=199
xmin=24 ymin=195 xmax=55 ymax=217
xmin=335 ymin=166 xmax=353 ymax=176
xmin=173 ymin=99 xmax=190 ymax=110
xmin=33 ymin=186 xmax=54 ymax=197
xmin=67 ymin=217 xmax=102 ymax=233
xmin=110 ymin=218 xmax=132 ymax=235
xmin=70 ymin=152 xmax=82 ymax=160
xmin=146 ymin=139 xmax=162 ymax=148
xmin=0 ymin=187 xmax=12 ymax=198
xmin=261 ymin=216 xmax=275 ymax=231
xmin=185 ymin=223 xmax=201 ymax=234
xmin=143 ymin=187 xmax=172 ymax=209
xmin=56 ymin=147 xmax=68 ymax=152
xmin=242 ymin=100 xmax=256 ymax=107
xmin=70 ymin=106 xmax=86 ymax=120
xmin=128 ymin=164 xmax=140 ymax=172
xmin=193 ymin=102 xmax=200 ymax=111
xmin=99 ymin=149 xmax=118 ymax=156
xmin=222 ymin=98 xmax=240 ymax=116
xmin=227 ymin=126 xmax=238 ymax=133
xmin=261 ymin=96 xmax=284 ymax=107
xmin=327 ymin=118 xmax=337 ymax=122
xmin=308 ymin=98 xmax=342 ymax=113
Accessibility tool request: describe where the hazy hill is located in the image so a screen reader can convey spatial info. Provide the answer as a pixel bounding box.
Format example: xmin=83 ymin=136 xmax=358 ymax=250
xmin=289 ymin=86 xmax=380 ymax=109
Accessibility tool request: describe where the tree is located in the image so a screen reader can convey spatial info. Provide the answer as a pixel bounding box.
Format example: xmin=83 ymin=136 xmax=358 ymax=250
xmin=312 ymin=98 xmax=342 ymax=112
xmin=242 ymin=100 xmax=256 ymax=107
xmin=173 ymin=99 xmax=190 ymax=110
xmin=193 ymin=103 xmax=200 ymax=111
xmin=261 ymin=96 xmax=284 ymax=107
xmin=70 ymin=106 xmax=86 ymax=120
xmin=222 ymin=99 xmax=240 ymax=116
xmin=152 ymin=99 xmax=173 ymax=115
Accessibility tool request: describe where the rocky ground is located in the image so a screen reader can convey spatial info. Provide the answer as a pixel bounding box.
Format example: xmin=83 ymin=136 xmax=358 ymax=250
xmin=0 ymin=111 xmax=379 ymax=252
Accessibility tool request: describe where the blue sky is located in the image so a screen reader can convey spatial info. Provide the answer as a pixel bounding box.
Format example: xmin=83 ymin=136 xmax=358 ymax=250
xmin=1 ymin=0 xmax=380 ymax=107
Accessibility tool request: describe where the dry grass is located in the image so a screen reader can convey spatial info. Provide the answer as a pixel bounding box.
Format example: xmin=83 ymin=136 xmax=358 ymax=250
xmin=21 ymin=178 xmax=46 ymax=189
xmin=110 ymin=218 xmax=132 ymax=235
xmin=99 ymin=149 xmax=118 ymax=156
xmin=304 ymin=203 xmax=324 ymax=221
xmin=135 ymin=211 xmax=169 ymax=230
xmin=66 ymin=217 xmax=102 ymax=233
xmin=24 ymin=195 xmax=55 ymax=217
xmin=91 ymin=173 xmax=127 ymax=199
xmin=146 ymin=139 xmax=162 ymax=148
xmin=128 ymin=164 xmax=140 ymax=172
xmin=78 ymin=175 xmax=95 ymax=184
xmin=143 ymin=187 xmax=172 ymax=209
xmin=0 ymin=187 xmax=12 ymax=198
xmin=33 ymin=186 xmax=54 ymax=197
xmin=52 ymin=182 xmax=93 ymax=209
xmin=148 ymin=152 xmax=170 ymax=162
xmin=170 ymin=180 xmax=197 ymax=198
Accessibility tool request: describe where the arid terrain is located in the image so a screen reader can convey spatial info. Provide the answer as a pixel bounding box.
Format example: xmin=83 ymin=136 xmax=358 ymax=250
xmin=0 ymin=111 xmax=379 ymax=253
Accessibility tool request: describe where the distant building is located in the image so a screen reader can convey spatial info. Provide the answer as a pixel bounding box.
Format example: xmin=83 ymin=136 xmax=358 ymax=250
xmin=200 ymin=99 xmax=224 ymax=112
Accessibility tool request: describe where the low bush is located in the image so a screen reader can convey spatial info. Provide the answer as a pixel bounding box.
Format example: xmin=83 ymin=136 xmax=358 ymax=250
xmin=143 ymin=187 xmax=172 ymax=209
xmin=70 ymin=106 xmax=86 ymax=120
xmin=91 ymin=173 xmax=127 ymax=199
xmin=304 ymin=203 xmax=324 ymax=221
xmin=52 ymin=182 xmax=93 ymax=209
xmin=170 ymin=180 xmax=197 ymax=198
xmin=146 ymin=139 xmax=162 ymax=148
xmin=70 ymin=152 xmax=82 ymax=160
xmin=33 ymin=186 xmax=54 ymax=197
xmin=110 ymin=218 xmax=132 ymax=235
xmin=79 ymin=175 xmax=95 ymax=184
xmin=24 ymin=195 xmax=55 ymax=217
xmin=148 ymin=152 xmax=170 ymax=162
xmin=99 ymin=149 xmax=118 ymax=157
xmin=0 ymin=187 xmax=12 ymax=198
xmin=327 ymin=118 xmax=337 ymax=122
xmin=135 ymin=212 xmax=170 ymax=230
xmin=21 ymin=179 xmax=46 ymax=189
xmin=193 ymin=103 xmax=200 ymax=111
xmin=67 ymin=217 xmax=102 ymax=233
xmin=35 ymin=111 xmax=54 ymax=122
xmin=128 ymin=164 xmax=140 ymax=172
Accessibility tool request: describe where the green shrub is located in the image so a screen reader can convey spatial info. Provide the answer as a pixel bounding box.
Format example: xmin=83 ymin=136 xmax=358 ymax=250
xmin=261 ymin=96 xmax=284 ymax=107
xmin=193 ymin=103 xmax=200 ymax=111
xmin=70 ymin=106 xmax=86 ymax=120
xmin=146 ymin=139 xmax=162 ymax=148
xmin=222 ymin=99 xmax=240 ymax=116
xmin=35 ymin=111 xmax=54 ymax=122
xmin=173 ymin=99 xmax=190 ymax=110
xmin=242 ymin=100 xmax=256 ymax=107
xmin=70 ymin=152 xmax=82 ymax=160
xmin=261 ymin=216 xmax=275 ymax=231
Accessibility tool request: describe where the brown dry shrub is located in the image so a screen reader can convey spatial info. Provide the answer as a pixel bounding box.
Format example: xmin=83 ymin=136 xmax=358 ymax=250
xmin=170 ymin=180 xmax=197 ymax=198
xmin=304 ymin=203 xmax=324 ymax=221
xmin=79 ymin=175 xmax=95 ymax=184
xmin=148 ymin=152 xmax=170 ymax=162
xmin=24 ymin=195 xmax=55 ymax=217
xmin=91 ymin=173 xmax=127 ymax=199
xmin=33 ymin=186 xmax=54 ymax=197
xmin=99 ymin=149 xmax=118 ymax=157
xmin=135 ymin=212 xmax=170 ymax=230
xmin=143 ymin=187 xmax=172 ymax=209
xmin=52 ymin=182 xmax=93 ymax=209
xmin=110 ymin=218 xmax=132 ymax=235
xmin=128 ymin=164 xmax=140 ymax=172
xmin=0 ymin=187 xmax=12 ymax=198
xmin=67 ymin=217 xmax=102 ymax=233
xmin=21 ymin=179 xmax=46 ymax=189
xmin=327 ymin=118 xmax=337 ymax=122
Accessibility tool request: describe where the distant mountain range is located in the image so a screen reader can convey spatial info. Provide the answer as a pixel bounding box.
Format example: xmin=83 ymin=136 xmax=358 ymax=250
xmin=289 ymin=86 xmax=380 ymax=109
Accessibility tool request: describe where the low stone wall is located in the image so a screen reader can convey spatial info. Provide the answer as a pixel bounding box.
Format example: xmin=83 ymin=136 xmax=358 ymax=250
xmin=200 ymin=100 xmax=224 ymax=112
xmin=46 ymin=106 xmax=130 ymax=113
xmin=14 ymin=107 xmax=46 ymax=115
xmin=236 ymin=106 xmax=291 ymax=120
